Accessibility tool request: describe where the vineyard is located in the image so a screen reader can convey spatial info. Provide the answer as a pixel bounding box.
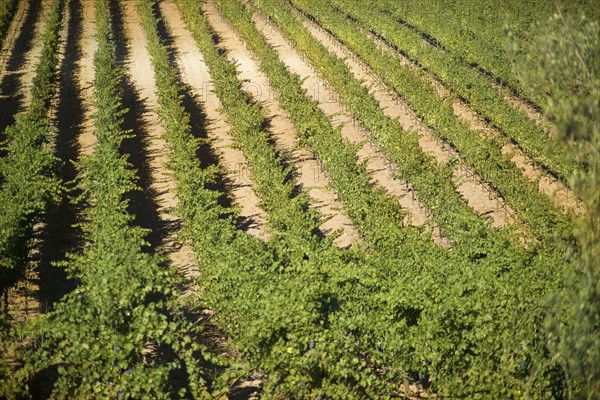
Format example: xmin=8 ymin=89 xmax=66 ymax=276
xmin=0 ymin=0 xmax=598 ymax=398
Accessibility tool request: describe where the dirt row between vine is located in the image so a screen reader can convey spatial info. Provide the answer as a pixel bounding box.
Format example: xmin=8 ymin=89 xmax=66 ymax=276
xmin=289 ymin=4 xmax=522 ymax=234
xmin=0 ymin=0 xmax=43 ymax=136
xmin=362 ymin=25 xmax=583 ymax=216
xmin=77 ymin=0 xmax=97 ymax=156
xmin=234 ymin=1 xmax=455 ymax=249
xmin=203 ymin=0 xmax=361 ymax=248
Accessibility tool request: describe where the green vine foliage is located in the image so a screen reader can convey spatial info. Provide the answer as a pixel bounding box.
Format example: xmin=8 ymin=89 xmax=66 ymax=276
xmin=513 ymin=14 xmax=600 ymax=399
xmin=2 ymin=0 xmax=212 ymax=398
xmin=289 ymin=0 xmax=575 ymax=247
xmin=329 ymin=0 xmax=577 ymax=181
xmin=1 ymin=0 xmax=594 ymax=398
xmin=0 ymin=0 xmax=64 ymax=297
xmin=177 ymin=0 xmax=582 ymax=397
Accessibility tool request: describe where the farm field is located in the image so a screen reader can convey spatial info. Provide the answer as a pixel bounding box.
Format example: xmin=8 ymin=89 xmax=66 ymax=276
xmin=0 ymin=0 xmax=598 ymax=398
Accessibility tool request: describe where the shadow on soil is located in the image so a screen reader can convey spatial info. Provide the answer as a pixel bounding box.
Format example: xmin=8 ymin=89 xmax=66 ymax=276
xmin=0 ymin=0 xmax=42 ymax=142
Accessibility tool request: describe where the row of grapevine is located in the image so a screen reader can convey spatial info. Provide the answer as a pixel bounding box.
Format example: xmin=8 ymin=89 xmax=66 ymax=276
xmin=0 ymin=0 xmax=64 ymax=296
xmin=174 ymin=0 xmax=411 ymax=396
xmin=330 ymin=0 xmax=576 ymax=181
xmin=253 ymin=0 xmax=514 ymax=254
xmin=373 ymin=0 xmax=539 ymax=106
xmin=201 ymin=0 xmax=574 ymax=397
xmin=0 ymin=0 xmax=583 ymax=397
xmin=2 ymin=0 xmax=211 ymax=397
xmin=138 ymin=0 xmax=322 ymax=247
xmin=134 ymin=1 xmax=368 ymax=397
xmin=245 ymin=3 xmax=581 ymax=397
xmin=211 ymin=0 xmax=436 ymax=256
xmin=374 ymin=0 xmax=598 ymax=109
xmin=178 ymin=0 xmax=496 ymax=396
xmin=267 ymin=0 xmax=579 ymax=271
xmin=290 ymin=0 xmax=575 ymax=246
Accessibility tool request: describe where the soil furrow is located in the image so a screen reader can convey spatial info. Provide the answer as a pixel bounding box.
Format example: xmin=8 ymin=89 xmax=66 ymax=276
xmin=203 ymin=0 xmax=360 ymax=248
xmin=159 ymin=0 xmax=269 ymax=241
xmin=244 ymin=3 xmax=457 ymax=247
xmin=294 ymin=6 xmax=520 ymax=233
xmin=0 ymin=0 xmax=42 ymax=135
xmin=366 ymin=27 xmax=582 ymax=215
xmin=76 ymin=0 xmax=97 ymax=156
xmin=119 ymin=0 xmax=200 ymax=277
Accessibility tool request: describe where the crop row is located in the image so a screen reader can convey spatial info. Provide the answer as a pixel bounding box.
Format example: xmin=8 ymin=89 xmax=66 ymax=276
xmin=135 ymin=0 xmax=361 ymax=397
xmin=254 ymin=0 xmax=516 ymax=257
xmin=291 ymin=0 xmax=574 ymax=246
xmin=194 ymin=0 xmax=573 ymax=397
xmin=0 ymin=0 xmax=579 ymax=397
xmin=374 ymin=0 xmax=535 ymax=106
xmin=375 ymin=0 xmax=599 ymax=109
xmin=330 ymin=0 xmax=576 ymax=181
xmin=0 ymin=0 xmax=64 ymax=296
xmin=178 ymin=0 xmax=485 ymax=396
xmin=3 ymin=0 xmax=210 ymax=397
xmin=143 ymin=0 xmax=323 ymax=247
xmin=224 ymin=0 xmax=581 ymax=396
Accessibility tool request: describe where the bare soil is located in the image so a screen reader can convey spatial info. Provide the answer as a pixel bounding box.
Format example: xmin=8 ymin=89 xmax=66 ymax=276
xmin=158 ymin=0 xmax=269 ymax=241
xmin=368 ymin=29 xmax=583 ymax=216
xmin=76 ymin=0 xmax=98 ymax=155
xmin=204 ymin=0 xmax=361 ymax=248
xmin=245 ymin=4 xmax=457 ymax=249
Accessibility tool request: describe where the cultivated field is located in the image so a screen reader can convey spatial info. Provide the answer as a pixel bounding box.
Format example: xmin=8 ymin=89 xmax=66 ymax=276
xmin=0 ymin=0 xmax=597 ymax=398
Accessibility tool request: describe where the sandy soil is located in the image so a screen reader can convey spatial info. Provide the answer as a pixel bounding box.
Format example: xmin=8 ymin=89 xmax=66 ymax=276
xmin=203 ymin=0 xmax=361 ymax=248
xmin=157 ymin=0 xmax=269 ymax=242
xmin=242 ymin=4 xmax=458 ymax=249
xmin=76 ymin=0 xmax=97 ymax=155
xmin=367 ymin=28 xmax=583 ymax=216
